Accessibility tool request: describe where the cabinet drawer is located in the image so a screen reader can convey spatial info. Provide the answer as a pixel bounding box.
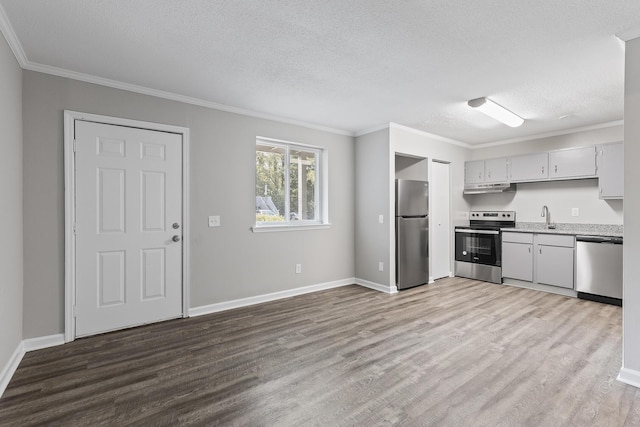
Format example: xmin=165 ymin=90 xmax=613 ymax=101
xmin=502 ymin=232 xmax=533 ymax=244
xmin=536 ymin=234 xmax=574 ymax=247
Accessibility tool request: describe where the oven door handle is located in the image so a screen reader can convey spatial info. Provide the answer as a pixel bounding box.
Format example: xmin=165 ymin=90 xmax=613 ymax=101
xmin=455 ymin=229 xmax=500 ymax=235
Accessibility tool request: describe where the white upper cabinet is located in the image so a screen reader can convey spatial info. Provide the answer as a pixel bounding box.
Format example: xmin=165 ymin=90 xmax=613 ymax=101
xmin=484 ymin=158 xmax=508 ymax=183
xmin=548 ymin=146 xmax=597 ymax=180
xmin=466 ymin=143 xmax=620 ymax=196
xmin=464 ymin=160 xmax=484 ymax=184
xmin=597 ymin=142 xmax=624 ymax=199
xmin=509 ymin=153 xmax=549 ymax=182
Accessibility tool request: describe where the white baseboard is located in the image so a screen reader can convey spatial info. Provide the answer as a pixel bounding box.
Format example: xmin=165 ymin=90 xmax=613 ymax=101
xmin=355 ymin=278 xmax=398 ymax=294
xmin=1 ymin=333 xmax=67 ymax=398
xmin=189 ymin=278 xmax=355 ymax=317
xmin=23 ymin=334 xmax=65 ymax=352
xmin=0 ymin=341 xmax=25 ymax=398
xmin=618 ymin=367 xmax=640 ymax=388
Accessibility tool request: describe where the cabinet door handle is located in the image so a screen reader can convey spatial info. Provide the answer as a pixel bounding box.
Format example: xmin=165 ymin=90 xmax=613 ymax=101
xmin=555 ymin=165 xmax=558 ymax=173
xmin=542 ymin=166 xmax=545 ymax=174
xmin=539 ymin=248 xmax=542 ymax=254
xmin=528 ymin=247 xmax=531 ymax=253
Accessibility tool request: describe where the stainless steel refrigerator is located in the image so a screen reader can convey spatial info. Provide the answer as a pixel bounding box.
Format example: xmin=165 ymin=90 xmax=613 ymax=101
xmin=395 ymin=179 xmax=429 ymax=289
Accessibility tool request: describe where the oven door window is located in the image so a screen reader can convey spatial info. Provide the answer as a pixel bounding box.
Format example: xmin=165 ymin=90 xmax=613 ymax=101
xmin=455 ymin=232 xmax=500 ymax=266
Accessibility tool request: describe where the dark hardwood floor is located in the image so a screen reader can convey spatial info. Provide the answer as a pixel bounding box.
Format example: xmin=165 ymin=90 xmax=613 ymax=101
xmin=1 ymin=277 xmax=638 ymax=426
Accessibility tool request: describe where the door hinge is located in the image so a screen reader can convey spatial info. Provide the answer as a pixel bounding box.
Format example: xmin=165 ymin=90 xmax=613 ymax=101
xmin=73 ymin=223 xmax=77 ymax=235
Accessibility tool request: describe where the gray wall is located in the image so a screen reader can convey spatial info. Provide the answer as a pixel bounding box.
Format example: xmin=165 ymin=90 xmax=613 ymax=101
xmin=354 ymin=125 xmax=471 ymax=289
xmin=623 ymin=37 xmax=640 ymax=378
xmin=390 ymin=125 xmax=471 ymax=227
xmin=355 ymin=129 xmax=391 ymax=286
xmin=0 ymin=33 xmax=23 ymax=369
xmin=22 ymin=71 xmax=355 ymax=338
xmin=469 ymin=126 xmax=624 ymax=224
xmin=390 ymin=125 xmax=471 ymax=282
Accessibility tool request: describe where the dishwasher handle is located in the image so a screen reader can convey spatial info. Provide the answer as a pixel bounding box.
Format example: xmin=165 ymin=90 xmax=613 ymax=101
xmin=576 ymin=235 xmax=623 ymax=244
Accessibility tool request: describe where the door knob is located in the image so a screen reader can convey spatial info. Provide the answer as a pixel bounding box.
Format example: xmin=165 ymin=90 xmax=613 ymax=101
xmin=172 ymin=235 xmax=181 ymax=242
xmin=172 ymin=223 xmax=180 ymax=229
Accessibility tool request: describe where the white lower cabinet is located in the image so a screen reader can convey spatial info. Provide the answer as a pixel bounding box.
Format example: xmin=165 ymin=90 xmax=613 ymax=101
xmin=502 ymin=232 xmax=575 ymax=289
xmin=536 ymin=244 xmax=574 ymax=288
xmin=502 ymin=233 xmax=533 ymax=281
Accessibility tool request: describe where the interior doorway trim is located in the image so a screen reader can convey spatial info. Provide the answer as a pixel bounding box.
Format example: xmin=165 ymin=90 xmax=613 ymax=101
xmin=63 ymin=111 xmax=190 ymax=342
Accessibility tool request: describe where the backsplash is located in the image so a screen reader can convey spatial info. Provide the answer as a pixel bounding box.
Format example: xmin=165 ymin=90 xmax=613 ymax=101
xmin=467 ymin=179 xmax=623 ymax=225
xmin=514 ymin=222 xmax=623 ymax=235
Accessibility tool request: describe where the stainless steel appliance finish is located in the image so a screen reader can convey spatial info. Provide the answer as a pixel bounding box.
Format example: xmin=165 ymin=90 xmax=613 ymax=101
xmin=454 ymin=260 xmax=503 ymax=283
xmin=395 ymin=179 xmax=429 ymax=290
xmin=454 ymin=211 xmax=515 ymax=284
xmin=463 ymin=182 xmax=516 ymax=195
xmin=576 ymin=235 xmax=623 ymax=305
xmin=396 ymin=178 xmax=429 ymax=216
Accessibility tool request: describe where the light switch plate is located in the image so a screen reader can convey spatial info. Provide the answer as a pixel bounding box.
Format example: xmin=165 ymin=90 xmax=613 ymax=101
xmin=571 ymin=208 xmax=579 ymax=217
xmin=208 ymin=215 xmax=220 ymax=227
xmin=378 ymin=214 xmax=384 ymax=224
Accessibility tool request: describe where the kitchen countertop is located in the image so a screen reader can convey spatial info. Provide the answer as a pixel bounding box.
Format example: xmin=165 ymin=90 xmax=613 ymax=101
xmin=501 ymin=222 xmax=623 ymax=238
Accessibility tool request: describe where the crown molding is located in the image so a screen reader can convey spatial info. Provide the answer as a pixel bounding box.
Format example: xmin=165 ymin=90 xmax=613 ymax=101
xmin=0 ymin=3 xmax=27 ymax=66
xmin=617 ymin=25 xmax=640 ymax=42
xmin=470 ymin=120 xmax=624 ymax=149
xmin=0 ymin=3 xmax=353 ymax=138
xmin=389 ymin=123 xmax=472 ymax=148
xmin=354 ymin=123 xmax=391 ymax=137
xmin=0 ymin=2 xmax=628 ymax=144
xmin=24 ymin=61 xmax=355 ymax=137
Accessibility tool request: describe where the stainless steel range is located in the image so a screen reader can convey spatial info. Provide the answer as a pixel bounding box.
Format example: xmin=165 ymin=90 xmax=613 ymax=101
xmin=455 ymin=211 xmax=516 ymax=283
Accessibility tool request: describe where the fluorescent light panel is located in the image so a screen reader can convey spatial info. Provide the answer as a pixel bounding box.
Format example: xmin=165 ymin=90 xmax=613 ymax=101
xmin=468 ymin=97 xmax=524 ymax=127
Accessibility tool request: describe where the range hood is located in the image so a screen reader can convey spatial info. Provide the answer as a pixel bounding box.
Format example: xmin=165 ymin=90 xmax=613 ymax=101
xmin=463 ymin=183 xmax=517 ymax=195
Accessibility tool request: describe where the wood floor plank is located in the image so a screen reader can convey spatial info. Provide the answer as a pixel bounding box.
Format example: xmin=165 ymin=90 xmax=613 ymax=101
xmin=1 ymin=278 xmax=639 ymax=426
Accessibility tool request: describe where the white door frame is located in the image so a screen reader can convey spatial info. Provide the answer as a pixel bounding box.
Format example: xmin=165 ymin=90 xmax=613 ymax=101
xmin=63 ymin=110 xmax=190 ymax=342
xmin=429 ymin=159 xmax=453 ymax=281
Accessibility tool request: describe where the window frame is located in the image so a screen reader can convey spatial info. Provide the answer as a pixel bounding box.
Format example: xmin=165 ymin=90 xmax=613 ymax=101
xmin=253 ymin=136 xmax=329 ymax=232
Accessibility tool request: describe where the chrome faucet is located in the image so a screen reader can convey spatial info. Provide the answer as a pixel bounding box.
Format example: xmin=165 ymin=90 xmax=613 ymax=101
xmin=541 ymin=205 xmax=554 ymax=229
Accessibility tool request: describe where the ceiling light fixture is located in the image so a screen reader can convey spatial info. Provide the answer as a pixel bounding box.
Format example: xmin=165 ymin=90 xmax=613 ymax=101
xmin=467 ymin=97 xmax=524 ymax=128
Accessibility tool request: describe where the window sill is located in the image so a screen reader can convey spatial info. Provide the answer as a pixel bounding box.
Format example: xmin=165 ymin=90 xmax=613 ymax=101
xmin=251 ymin=223 xmax=331 ymax=233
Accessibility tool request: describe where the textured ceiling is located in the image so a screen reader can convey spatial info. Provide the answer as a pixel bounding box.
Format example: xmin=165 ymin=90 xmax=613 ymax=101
xmin=1 ymin=0 xmax=640 ymax=145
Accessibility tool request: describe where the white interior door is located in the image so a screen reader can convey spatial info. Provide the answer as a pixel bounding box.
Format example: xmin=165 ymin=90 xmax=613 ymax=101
xmin=431 ymin=161 xmax=451 ymax=280
xmin=74 ymin=120 xmax=183 ymax=337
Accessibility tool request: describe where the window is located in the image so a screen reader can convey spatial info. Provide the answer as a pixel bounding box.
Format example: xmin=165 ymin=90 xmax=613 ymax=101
xmin=255 ymin=137 xmax=325 ymax=228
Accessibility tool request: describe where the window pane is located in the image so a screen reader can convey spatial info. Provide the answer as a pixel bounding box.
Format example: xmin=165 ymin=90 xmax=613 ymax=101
xmin=289 ymin=149 xmax=317 ymax=221
xmin=256 ymin=144 xmax=286 ymax=222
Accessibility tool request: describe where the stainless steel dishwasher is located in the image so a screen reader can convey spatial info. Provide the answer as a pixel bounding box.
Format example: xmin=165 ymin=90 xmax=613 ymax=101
xmin=576 ymin=235 xmax=623 ymax=306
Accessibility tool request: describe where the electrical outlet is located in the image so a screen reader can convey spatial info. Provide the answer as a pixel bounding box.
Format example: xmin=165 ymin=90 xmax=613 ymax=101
xmin=571 ymin=208 xmax=579 ymax=217
xmin=295 ymin=264 xmax=302 ymax=274
xmin=378 ymin=262 xmax=384 ymax=272
xmin=208 ymin=215 xmax=221 ymax=227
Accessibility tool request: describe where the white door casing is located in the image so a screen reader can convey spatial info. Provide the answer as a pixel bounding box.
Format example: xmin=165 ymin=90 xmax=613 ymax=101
xmin=430 ymin=161 xmax=452 ymax=280
xmin=65 ymin=112 xmax=190 ymax=340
